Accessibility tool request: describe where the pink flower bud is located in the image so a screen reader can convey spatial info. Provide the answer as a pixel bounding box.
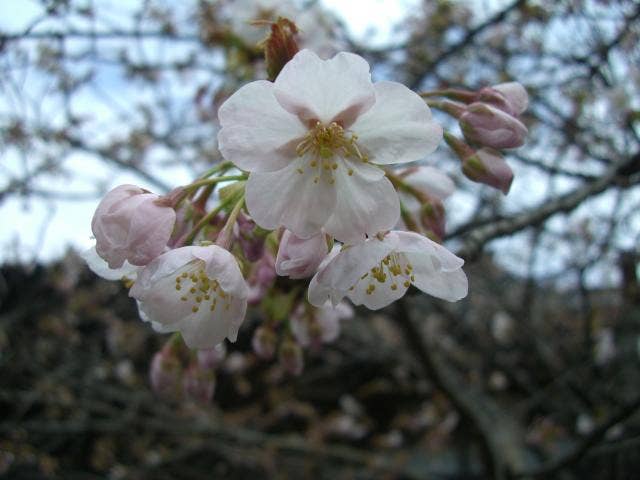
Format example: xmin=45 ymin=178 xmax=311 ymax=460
xmin=149 ymin=349 xmax=183 ymax=399
xmin=236 ymin=213 xmax=265 ymax=262
xmin=279 ymin=338 xmax=304 ymax=376
xmin=197 ymin=343 xmax=227 ymax=370
xmin=183 ymin=363 xmax=216 ymax=404
xmin=492 ymin=82 xmax=528 ymax=116
xmin=252 ymin=325 xmax=277 ymax=360
xmin=462 ymin=148 xmax=514 ymax=194
xmin=420 ymin=196 xmax=446 ymax=240
xmin=275 ymin=230 xmax=328 ymax=279
xmin=476 ymin=82 xmax=528 ymax=117
xmin=91 ymin=184 xmax=176 ymax=268
xmin=247 ymin=253 xmax=277 ymax=305
xmin=459 ymin=102 xmax=527 ymax=149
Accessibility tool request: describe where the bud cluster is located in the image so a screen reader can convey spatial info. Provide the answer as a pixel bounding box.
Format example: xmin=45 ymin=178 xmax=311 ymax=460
xmin=83 ymin=18 xmax=528 ymax=399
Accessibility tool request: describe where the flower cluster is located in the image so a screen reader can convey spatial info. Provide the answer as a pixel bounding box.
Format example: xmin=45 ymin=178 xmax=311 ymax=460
xmin=86 ymin=32 xmax=526 ymax=387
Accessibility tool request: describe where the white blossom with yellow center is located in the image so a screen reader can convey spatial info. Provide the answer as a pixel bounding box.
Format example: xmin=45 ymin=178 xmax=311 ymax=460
xmin=129 ymin=245 xmax=248 ymax=349
xmin=218 ymin=49 xmax=443 ymax=244
xmin=308 ymin=231 xmax=468 ymax=310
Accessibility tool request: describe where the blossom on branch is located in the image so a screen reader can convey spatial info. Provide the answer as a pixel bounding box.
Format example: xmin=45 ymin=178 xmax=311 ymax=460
xmin=218 ymin=49 xmax=442 ymax=243
xmin=308 ymin=231 xmax=467 ymax=310
xmin=129 ymin=245 xmax=248 ymax=349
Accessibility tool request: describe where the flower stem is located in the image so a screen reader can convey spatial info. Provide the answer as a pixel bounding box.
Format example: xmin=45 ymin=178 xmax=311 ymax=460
xmin=215 ymin=193 xmax=246 ymax=250
xmin=181 ymin=189 xmax=245 ymax=246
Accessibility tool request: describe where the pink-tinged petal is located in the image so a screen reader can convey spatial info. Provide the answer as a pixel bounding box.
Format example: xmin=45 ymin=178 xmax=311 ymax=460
xmin=92 ymin=186 xmax=175 ymax=269
xmin=351 ymin=81 xmax=443 ymax=165
xmin=246 ymin=159 xmax=336 ymax=238
xmin=403 ymin=166 xmax=455 ymax=200
xmin=324 ymin=172 xmax=400 ymax=244
xmin=274 ymin=50 xmax=375 ymax=126
xmin=82 ymin=246 xmax=140 ymax=281
xmin=218 ymin=80 xmax=307 ymax=172
xmin=124 ymin=195 xmax=176 ymax=266
xmin=493 ymin=82 xmax=528 ymax=115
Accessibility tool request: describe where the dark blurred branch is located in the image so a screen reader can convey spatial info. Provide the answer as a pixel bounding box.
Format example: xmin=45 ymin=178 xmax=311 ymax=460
xmin=394 ymin=297 xmax=528 ymax=480
xmin=511 ymin=395 xmax=640 ymax=478
xmin=456 ymin=152 xmax=640 ymax=261
xmin=408 ymin=0 xmax=527 ymax=89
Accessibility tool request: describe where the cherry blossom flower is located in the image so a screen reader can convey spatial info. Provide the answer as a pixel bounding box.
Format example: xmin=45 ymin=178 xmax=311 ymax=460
xmin=129 ymin=245 xmax=248 ymax=349
xmin=308 ymin=231 xmax=467 ymax=310
xmin=218 ymin=49 xmax=442 ymax=243
xmin=275 ymin=229 xmax=328 ymax=279
xmin=91 ymin=184 xmax=176 ymax=269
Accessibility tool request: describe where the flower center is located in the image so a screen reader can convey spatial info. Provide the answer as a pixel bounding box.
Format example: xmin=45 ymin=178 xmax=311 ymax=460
xmin=295 ymin=121 xmax=369 ymax=185
xmin=350 ymin=253 xmax=415 ymax=295
xmin=173 ymin=261 xmax=231 ymax=314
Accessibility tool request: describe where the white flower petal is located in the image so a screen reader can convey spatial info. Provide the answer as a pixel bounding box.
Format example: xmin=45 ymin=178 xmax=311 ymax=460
xmin=308 ymin=237 xmax=397 ymax=307
xmin=406 ymin=252 xmax=468 ymax=302
xmin=246 ymin=160 xmax=336 ymax=238
xmin=180 ymin=295 xmax=247 ymax=348
xmin=343 ymin=156 xmax=385 ymax=182
xmin=82 ymin=246 xmax=140 ymax=281
xmin=218 ymin=80 xmax=307 ymax=172
xmin=395 ymin=231 xmax=464 ymax=272
xmin=324 ymin=172 xmax=400 ymax=244
xmin=274 ymin=50 xmax=375 ymax=126
xmin=347 ymin=271 xmax=408 ymax=310
xmin=194 ymin=246 xmax=248 ymax=297
xmin=351 ymin=81 xmax=443 ymax=165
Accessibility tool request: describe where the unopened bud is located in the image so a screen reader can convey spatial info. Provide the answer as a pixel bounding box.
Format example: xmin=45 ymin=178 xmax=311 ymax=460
xmin=183 ymin=363 xmax=216 ymax=404
xmin=420 ymin=197 xmax=446 ymax=240
xmin=263 ymin=17 xmax=300 ymax=81
xmin=492 ymin=82 xmax=528 ymax=116
xmin=197 ymin=343 xmax=227 ymax=370
xmin=236 ymin=213 xmax=265 ymax=262
xmin=149 ymin=349 xmax=183 ymax=399
xmin=279 ymin=338 xmax=304 ymax=376
xmin=276 ymin=230 xmax=328 ymax=279
xmin=252 ymin=325 xmax=277 ymax=360
xmin=462 ymin=148 xmax=514 ymax=194
xmin=248 ymin=253 xmax=277 ymax=305
xmin=459 ymin=102 xmax=527 ymax=149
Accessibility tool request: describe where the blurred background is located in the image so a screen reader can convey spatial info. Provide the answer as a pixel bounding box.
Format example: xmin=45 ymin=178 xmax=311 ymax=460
xmin=1 ymin=0 xmax=640 ymax=478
